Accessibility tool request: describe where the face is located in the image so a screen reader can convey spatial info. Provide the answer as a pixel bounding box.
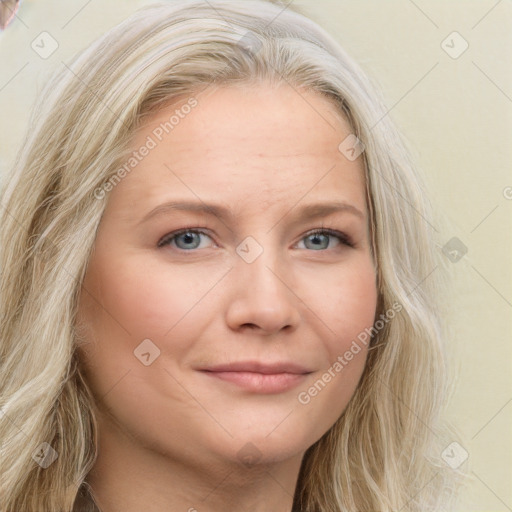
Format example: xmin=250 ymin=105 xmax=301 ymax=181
xmin=76 ymin=83 xmax=378 ymax=471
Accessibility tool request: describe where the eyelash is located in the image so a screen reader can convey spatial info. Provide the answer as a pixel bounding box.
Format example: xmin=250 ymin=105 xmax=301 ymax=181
xmin=157 ymin=227 xmax=355 ymax=251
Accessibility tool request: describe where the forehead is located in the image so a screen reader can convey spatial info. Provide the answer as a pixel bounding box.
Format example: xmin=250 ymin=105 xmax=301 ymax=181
xmin=104 ymin=83 xmax=367 ymax=219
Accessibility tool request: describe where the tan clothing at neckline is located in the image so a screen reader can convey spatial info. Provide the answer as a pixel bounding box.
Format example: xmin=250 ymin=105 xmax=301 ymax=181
xmin=72 ymin=483 xmax=101 ymax=512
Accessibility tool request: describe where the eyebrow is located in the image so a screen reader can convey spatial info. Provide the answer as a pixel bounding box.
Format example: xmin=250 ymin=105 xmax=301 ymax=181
xmin=140 ymin=199 xmax=365 ymax=225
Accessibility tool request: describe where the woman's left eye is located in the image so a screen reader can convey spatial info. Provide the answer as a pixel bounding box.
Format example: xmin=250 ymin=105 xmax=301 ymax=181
xmin=297 ymin=229 xmax=353 ymax=250
xmin=157 ymin=228 xmax=353 ymax=252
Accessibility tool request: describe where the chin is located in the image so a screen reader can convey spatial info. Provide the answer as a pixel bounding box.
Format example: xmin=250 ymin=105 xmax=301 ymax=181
xmin=216 ymin=429 xmax=312 ymax=467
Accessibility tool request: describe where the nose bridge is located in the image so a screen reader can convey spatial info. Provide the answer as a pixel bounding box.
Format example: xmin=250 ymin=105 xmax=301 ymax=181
xmin=236 ymin=233 xmax=288 ymax=292
xmin=226 ymin=234 xmax=300 ymax=334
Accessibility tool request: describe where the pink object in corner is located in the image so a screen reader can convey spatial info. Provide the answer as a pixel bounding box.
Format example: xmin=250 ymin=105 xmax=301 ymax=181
xmin=0 ymin=0 xmax=20 ymax=30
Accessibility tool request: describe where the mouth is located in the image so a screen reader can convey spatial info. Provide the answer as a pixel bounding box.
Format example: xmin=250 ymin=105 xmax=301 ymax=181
xmin=198 ymin=361 xmax=314 ymax=394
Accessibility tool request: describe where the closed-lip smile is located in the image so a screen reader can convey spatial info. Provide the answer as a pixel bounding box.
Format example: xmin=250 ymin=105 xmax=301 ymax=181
xmin=198 ymin=360 xmax=314 ymax=393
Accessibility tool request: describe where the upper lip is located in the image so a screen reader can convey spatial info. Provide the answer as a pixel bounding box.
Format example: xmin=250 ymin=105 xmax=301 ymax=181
xmin=200 ymin=361 xmax=313 ymax=375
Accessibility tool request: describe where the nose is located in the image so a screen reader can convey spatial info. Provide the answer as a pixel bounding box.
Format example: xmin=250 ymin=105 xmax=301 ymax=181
xmin=225 ymin=246 xmax=301 ymax=336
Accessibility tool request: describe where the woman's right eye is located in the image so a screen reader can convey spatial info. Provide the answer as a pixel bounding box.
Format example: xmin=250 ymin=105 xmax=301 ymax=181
xmin=157 ymin=229 xmax=214 ymax=251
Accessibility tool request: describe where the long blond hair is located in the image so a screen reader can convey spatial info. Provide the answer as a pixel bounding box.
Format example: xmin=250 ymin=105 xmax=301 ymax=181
xmin=0 ymin=1 xmax=463 ymax=510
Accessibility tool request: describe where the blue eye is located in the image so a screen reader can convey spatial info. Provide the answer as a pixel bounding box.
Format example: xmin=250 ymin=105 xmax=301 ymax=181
xmin=158 ymin=228 xmax=353 ymax=252
xmin=158 ymin=229 xmax=212 ymax=250
xmin=298 ymin=229 xmax=354 ymax=250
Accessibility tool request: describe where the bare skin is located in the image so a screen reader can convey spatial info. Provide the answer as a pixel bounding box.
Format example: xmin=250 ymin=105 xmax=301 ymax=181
xmin=76 ymin=83 xmax=378 ymax=512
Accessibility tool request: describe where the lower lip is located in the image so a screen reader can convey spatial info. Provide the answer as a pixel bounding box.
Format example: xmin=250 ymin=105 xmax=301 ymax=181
xmin=201 ymin=371 xmax=308 ymax=393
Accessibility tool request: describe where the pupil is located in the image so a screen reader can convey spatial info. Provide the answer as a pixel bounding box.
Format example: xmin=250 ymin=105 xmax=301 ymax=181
xmin=308 ymin=233 xmax=328 ymax=250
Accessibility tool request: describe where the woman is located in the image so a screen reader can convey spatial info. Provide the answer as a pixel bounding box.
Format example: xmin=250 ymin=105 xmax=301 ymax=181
xmin=0 ymin=1 xmax=463 ymax=510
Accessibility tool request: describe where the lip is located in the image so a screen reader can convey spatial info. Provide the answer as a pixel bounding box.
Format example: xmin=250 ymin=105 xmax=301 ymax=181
xmin=200 ymin=361 xmax=313 ymax=375
xmin=198 ymin=361 xmax=314 ymax=394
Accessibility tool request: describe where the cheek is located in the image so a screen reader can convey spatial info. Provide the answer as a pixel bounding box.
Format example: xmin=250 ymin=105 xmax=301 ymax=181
xmin=304 ymin=256 xmax=376 ymax=371
xmin=77 ymin=253 xmax=229 ymax=394
xmin=310 ymin=254 xmax=378 ymax=343
xmin=295 ymin=259 xmax=377 ymax=424
xmin=84 ymin=255 xmax=216 ymax=340
xmin=288 ymin=257 xmax=377 ymax=441
xmin=76 ymin=255 xmax=210 ymax=416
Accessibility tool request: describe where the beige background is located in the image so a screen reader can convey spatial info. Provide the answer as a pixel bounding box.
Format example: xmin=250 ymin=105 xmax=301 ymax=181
xmin=1 ymin=1 xmax=511 ymax=510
